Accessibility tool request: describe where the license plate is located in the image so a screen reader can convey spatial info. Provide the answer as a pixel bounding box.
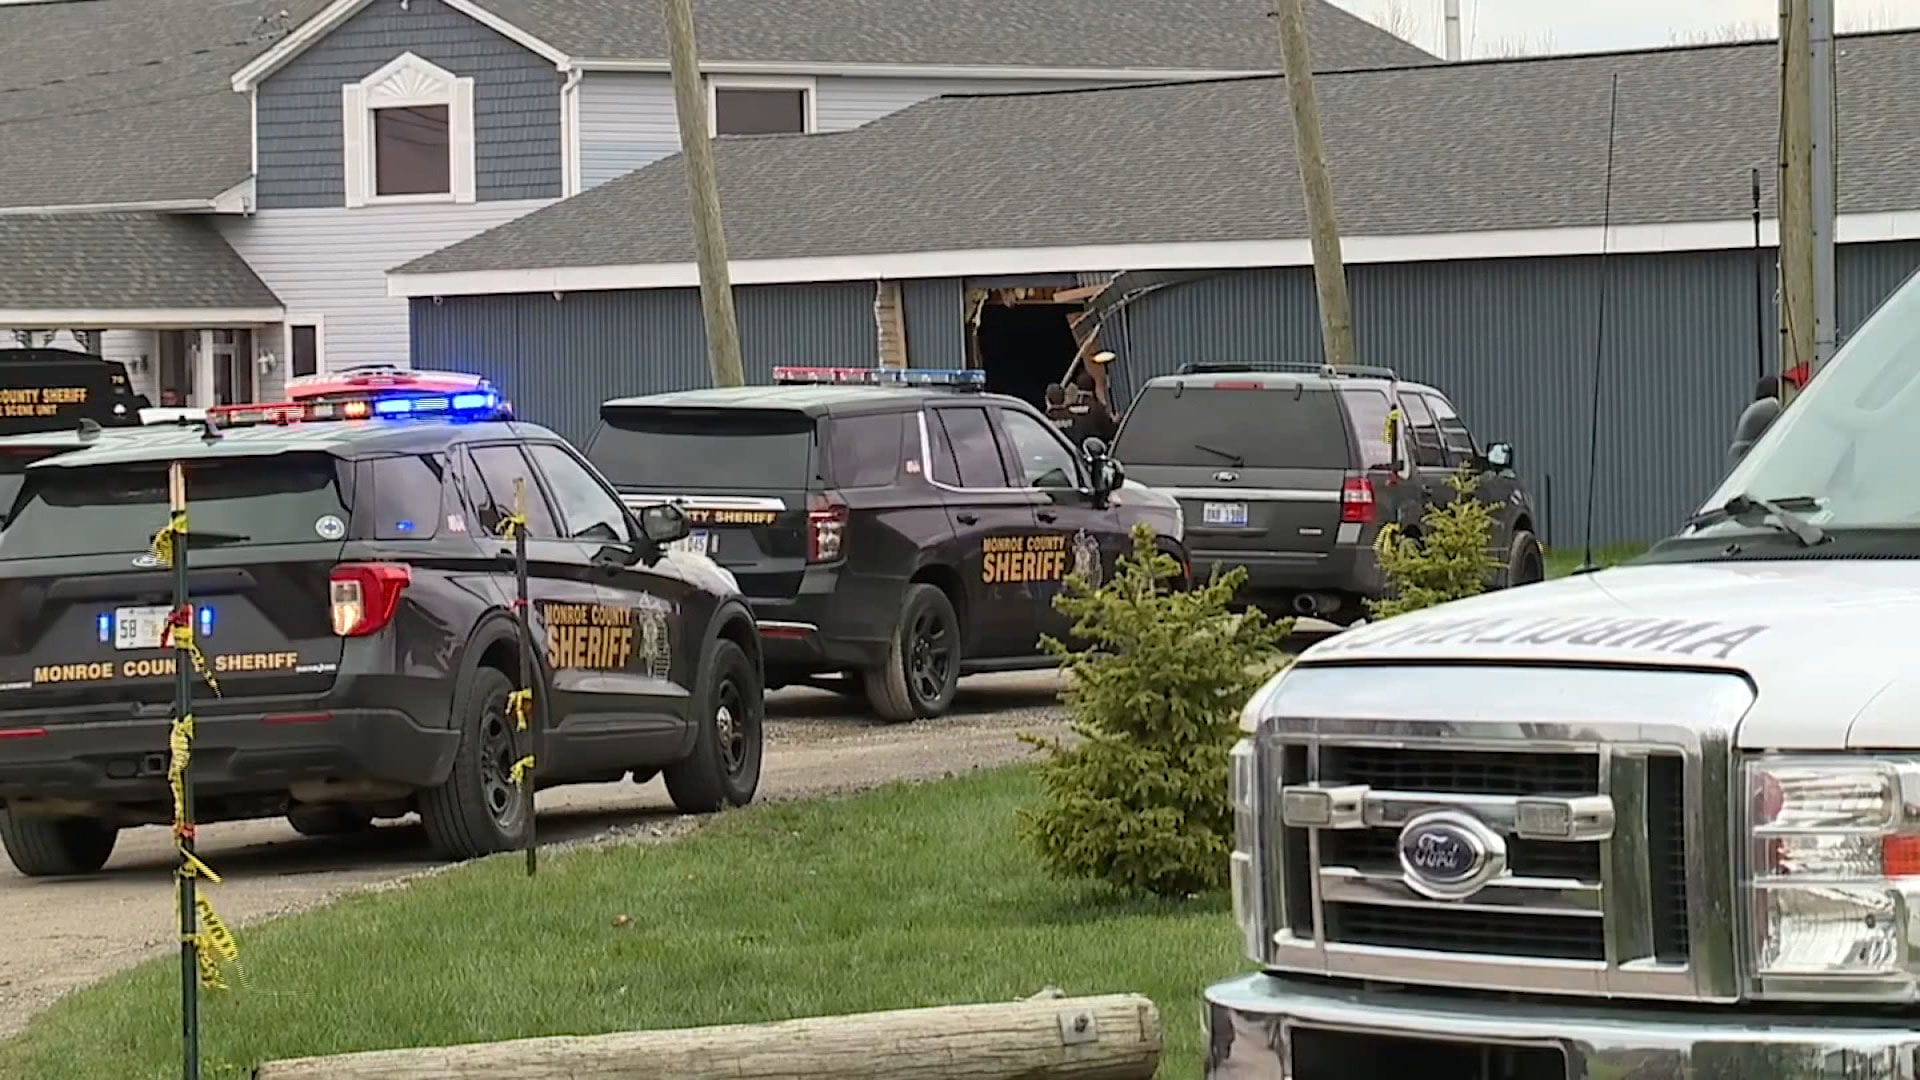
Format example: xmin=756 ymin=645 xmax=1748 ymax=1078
xmin=667 ymin=530 xmax=712 ymax=557
xmin=112 ymin=605 xmax=175 ymax=651
xmin=1203 ymin=502 xmax=1249 ymax=527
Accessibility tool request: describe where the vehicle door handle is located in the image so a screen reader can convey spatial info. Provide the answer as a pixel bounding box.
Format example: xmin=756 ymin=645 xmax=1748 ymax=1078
xmin=1037 ymin=511 xmax=1059 ymax=524
xmin=956 ymin=513 xmax=979 ymax=525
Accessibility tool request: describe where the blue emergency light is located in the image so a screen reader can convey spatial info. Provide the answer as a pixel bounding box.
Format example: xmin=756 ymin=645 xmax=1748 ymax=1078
xmin=772 ymin=366 xmax=986 ymax=390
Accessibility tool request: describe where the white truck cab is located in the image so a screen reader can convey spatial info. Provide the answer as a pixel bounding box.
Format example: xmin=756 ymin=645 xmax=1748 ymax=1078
xmin=1207 ymin=268 xmax=1920 ymax=1079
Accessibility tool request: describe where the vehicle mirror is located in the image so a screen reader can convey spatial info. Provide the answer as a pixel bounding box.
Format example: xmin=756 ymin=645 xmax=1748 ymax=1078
xmin=1485 ymin=442 xmax=1515 ymax=470
xmin=1093 ymin=458 xmax=1126 ymax=498
xmin=637 ymin=502 xmax=692 ymax=546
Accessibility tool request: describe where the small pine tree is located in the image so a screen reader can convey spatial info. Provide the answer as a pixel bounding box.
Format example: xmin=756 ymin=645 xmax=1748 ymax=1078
xmin=1368 ymin=468 xmax=1502 ymax=620
xmin=1018 ymin=525 xmax=1291 ymax=897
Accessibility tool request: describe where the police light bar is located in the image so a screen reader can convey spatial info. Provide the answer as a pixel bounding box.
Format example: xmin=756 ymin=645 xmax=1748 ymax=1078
xmin=771 ymin=366 xmax=986 ymax=389
xmin=207 ymin=371 xmax=511 ymax=428
xmin=287 ymin=366 xmax=492 ymax=402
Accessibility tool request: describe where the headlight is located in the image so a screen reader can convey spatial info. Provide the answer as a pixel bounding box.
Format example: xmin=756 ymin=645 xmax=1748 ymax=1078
xmin=1230 ymin=738 xmax=1265 ymax=963
xmin=1746 ymin=756 xmax=1920 ymax=999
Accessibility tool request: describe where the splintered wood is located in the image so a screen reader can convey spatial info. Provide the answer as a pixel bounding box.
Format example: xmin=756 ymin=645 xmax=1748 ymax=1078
xmin=252 ymin=994 xmax=1163 ymax=1080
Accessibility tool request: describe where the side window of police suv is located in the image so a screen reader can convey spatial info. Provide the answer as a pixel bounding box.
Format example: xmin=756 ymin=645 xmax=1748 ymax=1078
xmin=527 ymin=443 xmax=631 ymax=544
xmin=998 ymin=408 xmax=1083 ymax=490
xmin=465 ymin=445 xmax=561 ymax=539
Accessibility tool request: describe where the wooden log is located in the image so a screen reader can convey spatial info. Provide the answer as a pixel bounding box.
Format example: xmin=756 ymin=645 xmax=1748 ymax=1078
xmin=253 ymin=994 xmax=1161 ymax=1080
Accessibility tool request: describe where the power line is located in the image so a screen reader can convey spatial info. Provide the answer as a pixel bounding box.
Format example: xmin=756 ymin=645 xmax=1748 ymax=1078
xmin=0 ymin=85 xmax=232 ymax=130
xmin=0 ymin=9 xmax=293 ymax=98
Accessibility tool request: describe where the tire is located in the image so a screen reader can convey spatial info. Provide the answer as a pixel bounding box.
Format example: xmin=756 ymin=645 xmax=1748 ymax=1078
xmin=286 ymin=804 xmax=373 ymax=838
xmin=0 ymin=808 xmax=117 ymax=877
xmin=418 ymin=666 xmax=529 ymax=861
xmin=665 ymin=638 xmax=764 ymax=814
xmin=1506 ymin=530 xmax=1546 ymax=588
xmin=863 ymin=584 xmax=961 ymax=723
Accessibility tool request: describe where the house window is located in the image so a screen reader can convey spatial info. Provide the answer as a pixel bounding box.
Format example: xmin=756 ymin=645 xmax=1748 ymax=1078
xmin=710 ymin=79 xmax=815 ymax=136
xmin=374 ymin=105 xmax=451 ymax=196
xmin=290 ymin=324 xmax=320 ymax=378
xmin=343 ymin=52 xmax=474 ymax=208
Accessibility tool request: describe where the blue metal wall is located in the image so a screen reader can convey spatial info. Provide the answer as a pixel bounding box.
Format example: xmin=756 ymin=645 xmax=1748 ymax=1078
xmin=414 ymin=242 xmax=1920 ymax=545
xmin=901 ymin=278 xmax=965 ymax=368
xmin=411 ymin=283 xmax=876 ymax=444
xmin=1113 ymin=242 xmax=1920 ymax=547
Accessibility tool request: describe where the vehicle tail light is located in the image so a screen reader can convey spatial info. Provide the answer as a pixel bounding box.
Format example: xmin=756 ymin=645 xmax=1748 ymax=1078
xmin=1340 ymin=475 xmax=1376 ymax=524
xmin=808 ymin=494 xmax=849 ymax=563
xmin=330 ymin=563 xmax=411 ymax=636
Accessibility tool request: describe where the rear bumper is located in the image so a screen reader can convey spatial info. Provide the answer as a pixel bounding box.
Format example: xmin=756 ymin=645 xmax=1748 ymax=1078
xmin=1205 ymin=973 xmax=1920 ymax=1079
xmin=1192 ymin=545 xmax=1382 ymax=601
xmin=744 ymin=564 xmax=899 ymax=676
xmin=0 ymin=678 xmax=458 ymax=806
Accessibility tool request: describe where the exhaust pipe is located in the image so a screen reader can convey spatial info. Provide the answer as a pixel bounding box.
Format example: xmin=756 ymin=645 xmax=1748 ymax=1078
xmin=1292 ymin=593 xmax=1338 ymax=617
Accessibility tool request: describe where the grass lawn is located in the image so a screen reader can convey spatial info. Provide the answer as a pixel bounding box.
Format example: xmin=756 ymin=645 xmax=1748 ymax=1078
xmin=2 ymin=768 xmax=1243 ymax=1080
xmin=1545 ymin=542 xmax=1647 ymax=579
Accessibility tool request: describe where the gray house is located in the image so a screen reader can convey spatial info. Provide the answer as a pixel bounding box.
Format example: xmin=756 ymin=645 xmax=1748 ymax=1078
xmin=390 ymin=31 xmax=1920 ymax=546
xmin=0 ymin=0 xmax=1425 ymax=407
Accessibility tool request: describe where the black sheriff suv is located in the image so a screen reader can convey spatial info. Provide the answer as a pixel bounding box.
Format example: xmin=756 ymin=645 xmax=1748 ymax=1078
xmin=0 ymin=370 xmax=764 ymax=877
xmin=582 ymin=366 xmax=1188 ymax=722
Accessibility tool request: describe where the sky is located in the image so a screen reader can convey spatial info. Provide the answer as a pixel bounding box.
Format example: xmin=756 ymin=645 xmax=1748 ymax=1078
xmin=1332 ymin=0 xmax=1920 ymax=57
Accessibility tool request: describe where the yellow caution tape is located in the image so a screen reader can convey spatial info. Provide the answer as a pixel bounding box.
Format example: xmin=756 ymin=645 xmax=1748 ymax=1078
xmin=498 ymin=511 xmax=528 ymax=541
xmin=163 ymin=619 xmax=221 ymax=697
xmin=168 ymin=710 xmax=241 ymax=989
xmin=507 ymin=688 xmax=533 ymax=731
xmin=1384 ymin=406 xmax=1401 ymax=447
xmin=149 ymin=510 xmax=188 ymax=568
xmin=510 ymin=755 xmax=535 ymax=787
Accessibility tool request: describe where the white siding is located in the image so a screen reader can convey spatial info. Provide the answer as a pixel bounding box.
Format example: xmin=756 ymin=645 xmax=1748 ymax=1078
xmin=577 ymin=73 xmax=1102 ymax=190
xmin=578 ymin=74 xmax=681 ymax=190
xmin=218 ymin=200 xmax=551 ymax=369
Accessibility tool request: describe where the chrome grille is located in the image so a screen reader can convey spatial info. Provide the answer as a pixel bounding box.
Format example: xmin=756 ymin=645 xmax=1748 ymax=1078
xmin=1248 ymin=664 xmax=1749 ymax=1003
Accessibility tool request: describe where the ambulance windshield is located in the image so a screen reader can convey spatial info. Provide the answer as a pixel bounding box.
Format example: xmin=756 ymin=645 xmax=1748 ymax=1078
xmin=1700 ymin=267 xmax=1920 ymax=534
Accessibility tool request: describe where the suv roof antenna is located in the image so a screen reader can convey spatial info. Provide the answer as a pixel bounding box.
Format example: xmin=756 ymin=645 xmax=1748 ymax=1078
xmin=1574 ymin=73 xmax=1622 ymax=577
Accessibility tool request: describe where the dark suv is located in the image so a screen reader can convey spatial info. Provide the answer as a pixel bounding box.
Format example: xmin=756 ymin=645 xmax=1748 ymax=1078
xmin=0 ymin=388 xmax=764 ymax=877
xmin=1112 ymin=364 xmax=1541 ymax=624
xmin=582 ymin=367 xmax=1188 ymax=722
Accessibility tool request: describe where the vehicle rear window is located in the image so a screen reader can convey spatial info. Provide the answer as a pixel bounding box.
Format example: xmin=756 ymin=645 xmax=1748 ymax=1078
xmin=1113 ymin=386 xmax=1351 ymax=469
xmin=588 ymin=407 xmax=815 ymax=492
xmin=0 ymin=454 xmax=349 ymax=560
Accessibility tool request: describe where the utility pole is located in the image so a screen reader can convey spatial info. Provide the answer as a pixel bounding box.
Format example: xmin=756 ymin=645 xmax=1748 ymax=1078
xmin=664 ymin=0 xmax=747 ymax=387
xmin=1777 ymin=0 xmax=1815 ymax=400
xmin=1809 ymin=0 xmax=1838 ymax=374
xmin=1272 ymin=0 xmax=1357 ymax=369
xmin=1443 ymin=0 xmax=1463 ymax=61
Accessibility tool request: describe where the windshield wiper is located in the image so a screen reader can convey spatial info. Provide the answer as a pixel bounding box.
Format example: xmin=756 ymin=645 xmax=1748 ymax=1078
xmin=1687 ymin=493 xmax=1826 ymax=547
xmin=1193 ymin=442 xmax=1244 ymax=467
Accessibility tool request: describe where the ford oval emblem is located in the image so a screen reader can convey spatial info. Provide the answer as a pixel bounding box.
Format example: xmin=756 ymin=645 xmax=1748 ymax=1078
xmin=132 ymin=554 xmax=162 ymax=569
xmin=1397 ymin=811 xmax=1506 ymax=900
xmin=1213 ymin=470 xmax=1239 ymax=483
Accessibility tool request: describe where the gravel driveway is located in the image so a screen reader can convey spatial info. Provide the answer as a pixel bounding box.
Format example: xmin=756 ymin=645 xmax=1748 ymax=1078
xmin=0 ymin=671 xmax=1071 ymax=1038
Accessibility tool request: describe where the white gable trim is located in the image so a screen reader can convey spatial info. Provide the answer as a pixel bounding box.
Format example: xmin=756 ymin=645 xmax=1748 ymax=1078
xmin=0 ymin=308 xmax=286 ymax=328
xmin=569 ymin=58 xmax=1270 ymax=82
xmin=230 ymin=0 xmax=566 ymax=91
xmin=385 ymin=210 xmax=1920 ymax=299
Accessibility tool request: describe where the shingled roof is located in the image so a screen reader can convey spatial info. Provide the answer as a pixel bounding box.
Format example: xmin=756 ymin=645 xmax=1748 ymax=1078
xmin=0 ymin=0 xmax=1426 ymax=212
xmin=0 ymin=0 xmax=326 ymax=211
xmin=0 ymin=214 xmax=281 ymax=314
xmin=477 ymin=0 xmax=1434 ymax=71
xmin=390 ymin=31 xmax=1920 ymax=288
